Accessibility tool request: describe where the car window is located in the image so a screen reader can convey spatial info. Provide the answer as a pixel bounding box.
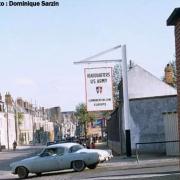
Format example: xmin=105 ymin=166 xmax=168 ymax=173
xmin=69 ymin=145 xmax=84 ymax=153
xmin=56 ymin=147 xmax=65 ymax=156
xmin=41 ymin=148 xmax=57 ymax=157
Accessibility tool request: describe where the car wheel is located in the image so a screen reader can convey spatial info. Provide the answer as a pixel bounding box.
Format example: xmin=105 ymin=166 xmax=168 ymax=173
xmin=36 ymin=172 xmax=42 ymax=176
xmin=87 ymin=163 xmax=98 ymax=169
xmin=17 ymin=166 xmax=29 ymax=179
xmin=72 ymin=160 xmax=86 ymax=172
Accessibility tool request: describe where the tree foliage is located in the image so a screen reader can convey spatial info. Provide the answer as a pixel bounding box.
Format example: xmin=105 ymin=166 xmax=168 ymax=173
xmin=16 ymin=112 xmax=24 ymax=125
xmin=112 ymin=64 xmax=122 ymax=108
xmin=75 ymin=103 xmax=95 ymax=139
xmin=112 ymin=61 xmax=135 ymax=108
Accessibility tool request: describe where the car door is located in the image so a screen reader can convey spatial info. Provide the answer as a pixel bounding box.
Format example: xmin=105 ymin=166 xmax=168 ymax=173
xmin=57 ymin=145 xmax=84 ymax=169
xmin=55 ymin=147 xmax=70 ymax=170
xmin=31 ymin=148 xmax=59 ymax=173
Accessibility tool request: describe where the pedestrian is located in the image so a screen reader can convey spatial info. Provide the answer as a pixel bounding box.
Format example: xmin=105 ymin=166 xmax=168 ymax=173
xmin=13 ymin=140 xmax=17 ymax=151
xmin=91 ymin=142 xmax=95 ymax=149
xmin=86 ymin=138 xmax=90 ymax=149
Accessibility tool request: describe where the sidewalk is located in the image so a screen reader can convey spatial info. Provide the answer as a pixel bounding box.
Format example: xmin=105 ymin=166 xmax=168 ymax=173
xmin=95 ymin=141 xmax=180 ymax=169
xmin=0 ymin=144 xmax=45 ymax=153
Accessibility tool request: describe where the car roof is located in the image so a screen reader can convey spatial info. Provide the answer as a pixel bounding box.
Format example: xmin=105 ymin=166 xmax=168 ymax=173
xmin=47 ymin=142 xmax=79 ymax=149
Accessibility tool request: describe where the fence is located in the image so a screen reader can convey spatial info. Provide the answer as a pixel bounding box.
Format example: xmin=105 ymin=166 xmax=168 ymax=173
xmin=135 ymin=140 xmax=180 ymax=162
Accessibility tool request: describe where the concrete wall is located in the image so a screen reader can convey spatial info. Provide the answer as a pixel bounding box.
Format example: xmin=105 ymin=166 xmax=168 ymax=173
xmin=129 ymin=96 xmax=177 ymax=153
xmin=108 ymin=140 xmax=122 ymax=155
xmin=107 ymin=96 xmax=177 ymax=154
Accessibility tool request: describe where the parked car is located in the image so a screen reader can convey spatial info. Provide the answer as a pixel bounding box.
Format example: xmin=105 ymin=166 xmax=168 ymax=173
xmin=10 ymin=143 xmax=108 ymax=179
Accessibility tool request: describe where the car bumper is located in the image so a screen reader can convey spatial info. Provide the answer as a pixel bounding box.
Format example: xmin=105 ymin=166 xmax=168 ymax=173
xmin=99 ymin=155 xmax=113 ymax=162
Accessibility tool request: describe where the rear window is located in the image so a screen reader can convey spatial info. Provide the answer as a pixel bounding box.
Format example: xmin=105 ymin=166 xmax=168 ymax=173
xmin=69 ymin=145 xmax=84 ymax=153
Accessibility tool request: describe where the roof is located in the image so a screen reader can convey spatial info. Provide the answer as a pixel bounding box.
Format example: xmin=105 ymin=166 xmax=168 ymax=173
xmin=127 ymin=65 xmax=177 ymax=99
xmin=167 ymin=8 xmax=180 ymax=26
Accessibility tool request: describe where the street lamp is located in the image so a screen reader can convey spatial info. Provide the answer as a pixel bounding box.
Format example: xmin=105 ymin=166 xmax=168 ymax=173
xmin=74 ymin=45 xmax=132 ymax=157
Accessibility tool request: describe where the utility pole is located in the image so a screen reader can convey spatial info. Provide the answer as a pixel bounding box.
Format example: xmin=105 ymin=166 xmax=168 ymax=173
xmin=74 ymin=45 xmax=132 ymax=157
xmin=122 ymin=45 xmax=131 ymax=157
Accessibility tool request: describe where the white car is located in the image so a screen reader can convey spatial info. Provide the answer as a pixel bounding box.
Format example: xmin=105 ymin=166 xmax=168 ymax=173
xmin=10 ymin=143 xmax=112 ymax=179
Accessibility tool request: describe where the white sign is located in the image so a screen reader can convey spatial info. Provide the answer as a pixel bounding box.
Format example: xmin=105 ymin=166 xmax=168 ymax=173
xmin=84 ymin=67 xmax=113 ymax=111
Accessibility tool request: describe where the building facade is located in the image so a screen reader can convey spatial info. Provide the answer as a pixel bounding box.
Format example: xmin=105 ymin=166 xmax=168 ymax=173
xmin=0 ymin=94 xmax=63 ymax=149
xmin=61 ymin=111 xmax=77 ymax=139
xmin=107 ymin=65 xmax=177 ymax=155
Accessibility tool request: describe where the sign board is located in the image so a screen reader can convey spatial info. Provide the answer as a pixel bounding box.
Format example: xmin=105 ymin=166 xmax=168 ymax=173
xmin=84 ymin=67 xmax=113 ymax=111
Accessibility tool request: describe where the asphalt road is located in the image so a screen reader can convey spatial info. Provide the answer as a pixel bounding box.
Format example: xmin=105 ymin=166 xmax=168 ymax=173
xmin=0 ymin=145 xmax=180 ymax=180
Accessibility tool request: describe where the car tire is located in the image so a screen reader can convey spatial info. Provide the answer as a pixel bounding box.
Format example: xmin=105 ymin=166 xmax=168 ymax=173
xmin=72 ymin=160 xmax=86 ymax=172
xmin=17 ymin=166 xmax=29 ymax=179
xmin=87 ymin=163 xmax=98 ymax=169
xmin=36 ymin=172 xmax=42 ymax=176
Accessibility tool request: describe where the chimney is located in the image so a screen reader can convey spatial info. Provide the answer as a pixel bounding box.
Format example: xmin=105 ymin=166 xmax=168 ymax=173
xmin=17 ymin=98 xmax=23 ymax=107
xmin=164 ymin=64 xmax=174 ymax=85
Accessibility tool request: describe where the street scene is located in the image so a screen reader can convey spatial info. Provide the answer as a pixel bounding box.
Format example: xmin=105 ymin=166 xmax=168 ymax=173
xmin=1 ymin=1 xmax=180 ymax=180
xmin=0 ymin=143 xmax=180 ymax=180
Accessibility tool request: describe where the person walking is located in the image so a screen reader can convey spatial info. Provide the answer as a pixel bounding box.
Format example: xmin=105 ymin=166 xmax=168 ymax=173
xmin=13 ymin=140 xmax=17 ymax=151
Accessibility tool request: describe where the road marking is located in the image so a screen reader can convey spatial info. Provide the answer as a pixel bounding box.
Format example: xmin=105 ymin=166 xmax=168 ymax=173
xmin=84 ymin=172 xmax=180 ymax=179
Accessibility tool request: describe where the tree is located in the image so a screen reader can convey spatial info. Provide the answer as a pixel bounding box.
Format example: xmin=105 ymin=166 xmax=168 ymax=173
xmin=112 ymin=64 xmax=122 ymax=108
xmin=112 ymin=60 xmax=135 ymax=108
xmin=17 ymin=112 xmax=24 ymax=126
xmin=75 ymin=103 xmax=95 ymax=141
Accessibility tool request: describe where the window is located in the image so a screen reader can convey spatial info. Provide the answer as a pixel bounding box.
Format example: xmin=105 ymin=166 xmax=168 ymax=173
xmin=56 ymin=147 xmax=65 ymax=156
xmin=41 ymin=148 xmax=57 ymax=157
xmin=69 ymin=145 xmax=84 ymax=153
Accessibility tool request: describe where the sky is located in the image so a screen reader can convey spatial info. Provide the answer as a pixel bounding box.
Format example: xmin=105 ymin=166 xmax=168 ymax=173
xmin=0 ymin=0 xmax=179 ymax=111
